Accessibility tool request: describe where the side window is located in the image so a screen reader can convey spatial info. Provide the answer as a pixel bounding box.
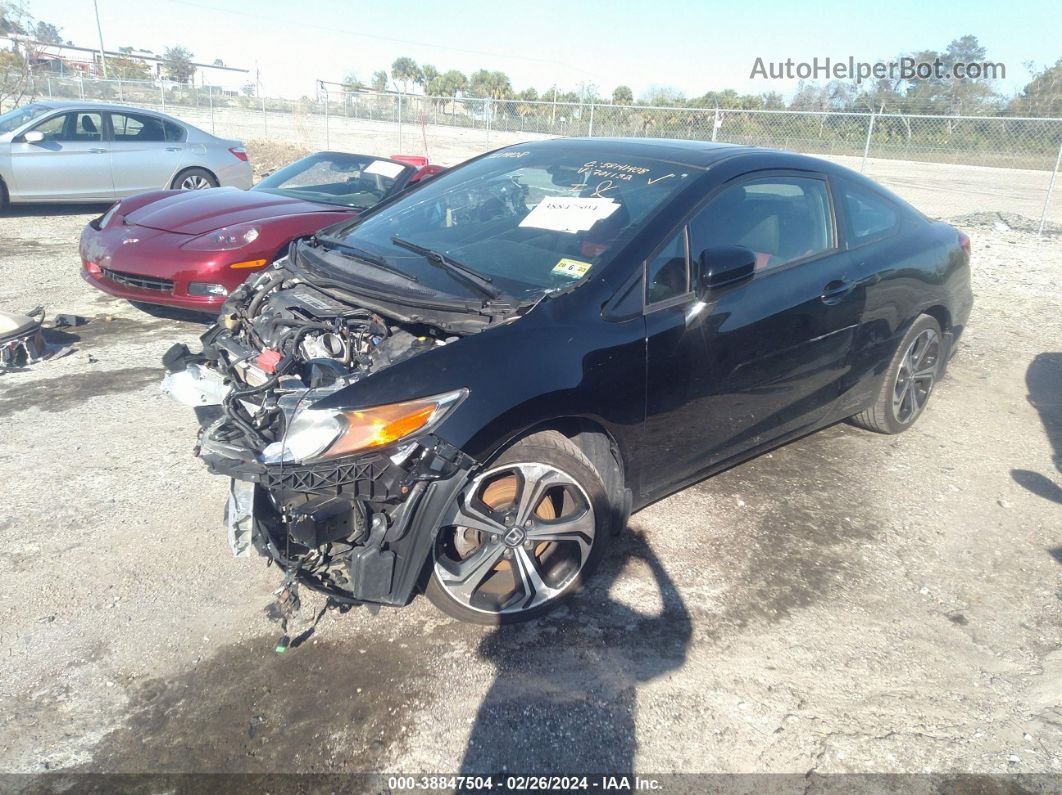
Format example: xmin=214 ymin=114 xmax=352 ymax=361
xmin=110 ymin=113 xmax=167 ymax=142
xmin=71 ymin=113 xmax=103 ymax=142
xmin=163 ymin=120 xmax=186 ymax=143
xmin=646 ymin=228 xmax=689 ymax=304
xmin=29 ymin=113 xmax=70 ymax=142
xmin=841 ymin=182 xmax=899 ymax=246
xmin=689 ymin=176 xmax=834 ymax=273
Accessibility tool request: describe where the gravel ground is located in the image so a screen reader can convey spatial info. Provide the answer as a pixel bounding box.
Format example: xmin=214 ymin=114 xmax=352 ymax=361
xmin=0 ymin=202 xmax=1059 ymax=787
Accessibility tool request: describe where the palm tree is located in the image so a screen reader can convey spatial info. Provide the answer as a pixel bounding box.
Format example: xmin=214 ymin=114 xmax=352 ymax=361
xmin=391 ymin=56 xmax=423 ymax=94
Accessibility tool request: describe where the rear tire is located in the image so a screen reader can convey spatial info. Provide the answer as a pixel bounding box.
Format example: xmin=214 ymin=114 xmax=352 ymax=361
xmin=851 ymin=314 xmax=943 ymax=434
xmin=171 ymin=168 xmax=218 ymax=190
xmin=0 ymin=177 xmax=9 ymax=212
xmin=426 ymin=431 xmax=610 ymax=624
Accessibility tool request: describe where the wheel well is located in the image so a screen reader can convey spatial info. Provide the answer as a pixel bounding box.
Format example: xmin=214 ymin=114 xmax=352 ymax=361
xmin=503 ymin=418 xmax=631 ymax=535
xmin=172 ymin=166 xmax=218 ymax=187
xmin=0 ymin=174 xmax=8 ymax=207
xmin=923 ymin=305 xmax=951 ymax=334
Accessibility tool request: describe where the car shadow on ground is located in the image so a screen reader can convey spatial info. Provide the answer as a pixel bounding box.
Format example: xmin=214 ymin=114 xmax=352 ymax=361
xmin=1012 ymin=352 xmax=1062 ymax=506
xmin=1 ymin=202 xmax=111 ymax=218
xmin=129 ymin=301 xmax=217 ymax=325
xmin=457 ymin=531 xmax=691 ymax=779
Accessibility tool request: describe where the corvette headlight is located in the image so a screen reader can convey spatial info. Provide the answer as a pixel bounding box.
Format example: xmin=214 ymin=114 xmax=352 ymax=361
xmin=183 ymin=223 xmax=260 ymax=251
xmin=99 ymin=201 xmax=122 ymax=228
xmin=260 ymin=389 xmax=467 ymax=465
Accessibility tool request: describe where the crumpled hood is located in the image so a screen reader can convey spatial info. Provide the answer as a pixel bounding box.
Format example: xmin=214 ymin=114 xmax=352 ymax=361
xmin=126 ymin=188 xmax=346 ymax=235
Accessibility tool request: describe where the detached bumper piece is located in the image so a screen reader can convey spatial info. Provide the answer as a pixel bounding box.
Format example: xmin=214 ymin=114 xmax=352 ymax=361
xmin=0 ymin=308 xmax=48 ymax=372
xmin=212 ymin=429 xmax=473 ymax=608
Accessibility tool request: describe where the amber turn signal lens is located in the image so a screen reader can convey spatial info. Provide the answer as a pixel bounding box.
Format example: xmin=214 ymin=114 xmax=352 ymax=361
xmin=327 ymin=401 xmax=440 ymax=458
xmin=230 ymin=259 xmax=268 ymax=270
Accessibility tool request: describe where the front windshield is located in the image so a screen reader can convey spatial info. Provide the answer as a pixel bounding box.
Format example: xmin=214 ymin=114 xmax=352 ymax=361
xmin=254 ymin=153 xmax=413 ymax=209
xmin=331 ymin=143 xmax=696 ymax=298
xmin=0 ymin=103 xmax=52 ymax=135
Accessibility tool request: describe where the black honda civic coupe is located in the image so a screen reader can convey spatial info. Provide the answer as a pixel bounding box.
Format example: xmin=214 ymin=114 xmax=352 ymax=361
xmin=163 ymin=137 xmax=973 ymax=624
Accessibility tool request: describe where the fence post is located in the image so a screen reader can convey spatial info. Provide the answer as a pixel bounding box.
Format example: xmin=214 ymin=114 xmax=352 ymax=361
xmin=588 ymin=103 xmax=595 ymax=137
xmin=262 ymin=95 xmax=267 ymax=137
xmin=486 ymin=98 xmax=492 ymax=145
xmin=712 ymin=108 xmax=720 ymax=142
xmin=398 ymin=93 xmax=403 ymax=152
xmin=47 ymin=77 xmax=52 ymax=98
xmin=1038 ymin=140 xmax=1062 ymax=236
xmin=208 ymin=86 xmax=214 ymax=133
xmin=160 ymin=83 xmax=165 ymax=111
xmin=324 ymin=94 xmax=330 ymax=150
xmin=861 ymin=112 xmax=876 ymax=173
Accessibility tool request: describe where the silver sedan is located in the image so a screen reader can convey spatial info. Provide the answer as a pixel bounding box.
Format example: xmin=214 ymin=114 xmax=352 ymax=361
xmin=0 ymin=100 xmax=253 ymax=207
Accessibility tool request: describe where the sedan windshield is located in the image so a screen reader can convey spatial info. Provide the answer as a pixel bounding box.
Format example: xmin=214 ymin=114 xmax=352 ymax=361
xmin=0 ymin=103 xmax=52 ymax=135
xmin=253 ymin=152 xmax=414 ymax=209
xmin=329 ymin=143 xmax=696 ymax=299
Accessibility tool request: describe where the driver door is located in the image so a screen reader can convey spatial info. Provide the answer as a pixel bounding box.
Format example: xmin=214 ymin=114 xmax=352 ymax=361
xmin=9 ymin=111 xmax=114 ymax=201
xmin=637 ymin=172 xmax=863 ymax=500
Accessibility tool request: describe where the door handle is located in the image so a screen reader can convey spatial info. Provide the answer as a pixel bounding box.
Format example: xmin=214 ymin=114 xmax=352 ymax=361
xmin=165 ymin=147 xmax=182 ymax=152
xmin=820 ymin=279 xmax=854 ymax=304
xmin=89 ymin=148 xmax=107 ymax=153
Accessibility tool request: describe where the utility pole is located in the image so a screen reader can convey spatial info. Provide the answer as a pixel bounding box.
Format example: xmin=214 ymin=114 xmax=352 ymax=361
xmin=92 ymin=0 xmax=108 ymax=78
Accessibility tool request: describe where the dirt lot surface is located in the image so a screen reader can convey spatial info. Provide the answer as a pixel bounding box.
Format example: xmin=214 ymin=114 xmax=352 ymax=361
xmin=0 ymin=196 xmax=1059 ymax=788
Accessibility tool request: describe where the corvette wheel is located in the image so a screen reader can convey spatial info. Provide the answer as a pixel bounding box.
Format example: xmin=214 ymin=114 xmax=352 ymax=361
xmin=426 ymin=432 xmax=609 ymax=624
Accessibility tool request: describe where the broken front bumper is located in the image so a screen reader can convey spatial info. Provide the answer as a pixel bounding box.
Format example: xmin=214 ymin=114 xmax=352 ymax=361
xmin=207 ymin=422 xmax=473 ymax=607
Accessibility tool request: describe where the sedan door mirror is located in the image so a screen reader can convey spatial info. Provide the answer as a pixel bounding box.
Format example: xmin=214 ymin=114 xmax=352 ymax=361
xmin=20 ymin=130 xmax=45 ymax=144
xmin=697 ymin=246 xmax=756 ymax=295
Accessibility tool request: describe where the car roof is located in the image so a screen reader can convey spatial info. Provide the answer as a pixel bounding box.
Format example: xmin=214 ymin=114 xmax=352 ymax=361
xmin=518 ymin=137 xmax=918 ymax=210
xmin=29 ymin=99 xmax=189 ymax=122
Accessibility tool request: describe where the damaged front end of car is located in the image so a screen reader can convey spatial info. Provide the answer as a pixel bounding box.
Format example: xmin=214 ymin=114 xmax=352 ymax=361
xmin=160 ymin=246 xmax=501 ymax=608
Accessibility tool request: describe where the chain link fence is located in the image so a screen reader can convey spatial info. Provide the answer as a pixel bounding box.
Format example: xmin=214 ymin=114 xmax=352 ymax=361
xmin=8 ymin=75 xmax=1062 ymax=231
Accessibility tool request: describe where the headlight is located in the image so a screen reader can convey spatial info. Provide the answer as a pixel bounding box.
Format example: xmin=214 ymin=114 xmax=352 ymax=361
xmin=182 ymin=223 xmax=260 ymax=251
xmin=260 ymin=389 xmax=467 ymax=465
xmin=99 ymin=201 xmax=122 ymax=228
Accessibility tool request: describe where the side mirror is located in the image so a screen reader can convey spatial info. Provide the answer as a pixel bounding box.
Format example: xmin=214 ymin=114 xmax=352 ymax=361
xmin=21 ymin=130 xmax=45 ymax=144
xmin=697 ymin=245 xmax=756 ymax=295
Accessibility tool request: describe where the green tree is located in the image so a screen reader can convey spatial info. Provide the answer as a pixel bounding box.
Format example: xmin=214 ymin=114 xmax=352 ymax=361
xmin=1009 ymin=58 xmax=1062 ymax=117
xmin=108 ymin=56 xmax=151 ymax=81
xmin=612 ymin=85 xmax=633 ymax=105
xmin=341 ymin=70 xmax=363 ymax=89
xmin=33 ymin=20 xmax=62 ymax=44
xmin=391 ymin=56 xmax=422 ymax=93
xmin=433 ymin=69 xmax=467 ymax=114
xmin=371 ymin=69 xmax=388 ymax=92
xmin=162 ymin=45 xmax=196 ymax=84
xmin=468 ymin=69 xmax=512 ymax=100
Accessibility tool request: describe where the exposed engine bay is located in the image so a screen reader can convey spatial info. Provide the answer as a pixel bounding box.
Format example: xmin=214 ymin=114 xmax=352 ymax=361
xmin=161 ymin=255 xmax=480 ymax=608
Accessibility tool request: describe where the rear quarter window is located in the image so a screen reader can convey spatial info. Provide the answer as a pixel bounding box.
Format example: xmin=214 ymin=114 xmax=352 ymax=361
xmin=841 ymin=181 xmax=900 ymax=247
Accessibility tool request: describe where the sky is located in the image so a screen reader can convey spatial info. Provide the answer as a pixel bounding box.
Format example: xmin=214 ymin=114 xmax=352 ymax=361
xmin=20 ymin=0 xmax=1062 ymax=101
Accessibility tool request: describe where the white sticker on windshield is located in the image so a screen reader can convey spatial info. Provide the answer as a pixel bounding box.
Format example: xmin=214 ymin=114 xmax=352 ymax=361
xmin=519 ymin=196 xmax=620 ymax=234
xmin=363 ymin=159 xmax=406 ymax=179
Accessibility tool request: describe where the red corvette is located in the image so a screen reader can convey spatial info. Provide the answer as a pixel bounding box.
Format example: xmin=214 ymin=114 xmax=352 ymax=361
xmin=80 ymin=152 xmax=442 ymax=312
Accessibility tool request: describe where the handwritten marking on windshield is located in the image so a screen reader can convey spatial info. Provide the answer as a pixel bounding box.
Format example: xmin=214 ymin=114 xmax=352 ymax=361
xmin=591 ymin=180 xmax=617 ymax=198
xmin=648 ymin=174 xmax=676 ymax=185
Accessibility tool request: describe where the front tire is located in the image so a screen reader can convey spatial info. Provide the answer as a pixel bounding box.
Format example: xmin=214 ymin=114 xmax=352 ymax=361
xmin=171 ymin=168 xmax=218 ymax=190
xmin=426 ymin=431 xmax=610 ymax=624
xmin=851 ymin=314 xmax=943 ymax=434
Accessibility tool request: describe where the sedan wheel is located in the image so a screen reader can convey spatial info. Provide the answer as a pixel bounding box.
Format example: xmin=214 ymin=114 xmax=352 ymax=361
xmin=851 ymin=314 xmax=943 ymax=434
xmin=426 ymin=432 xmax=608 ymax=624
xmin=171 ymin=168 xmax=219 ymax=191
